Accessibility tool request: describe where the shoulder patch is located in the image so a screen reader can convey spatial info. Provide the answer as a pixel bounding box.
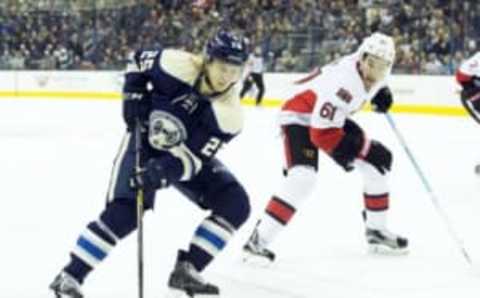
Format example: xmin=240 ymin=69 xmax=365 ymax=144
xmin=336 ymin=88 xmax=353 ymax=103
xmin=160 ymin=49 xmax=203 ymax=86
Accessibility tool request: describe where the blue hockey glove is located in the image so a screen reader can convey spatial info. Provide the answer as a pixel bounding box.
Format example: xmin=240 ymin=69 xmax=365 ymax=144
xmin=130 ymin=155 xmax=185 ymax=191
xmin=122 ymin=92 xmax=150 ymax=131
xmin=130 ymin=158 xmax=169 ymax=191
xmin=371 ymin=87 xmax=393 ymax=113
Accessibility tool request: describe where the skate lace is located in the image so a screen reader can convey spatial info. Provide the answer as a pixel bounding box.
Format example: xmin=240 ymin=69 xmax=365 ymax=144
xmin=59 ymin=272 xmax=81 ymax=292
xmin=378 ymin=229 xmax=398 ymax=240
xmin=248 ymin=229 xmax=268 ymax=252
xmin=368 ymin=228 xmax=399 ymax=241
xmin=183 ymin=262 xmax=206 ymax=284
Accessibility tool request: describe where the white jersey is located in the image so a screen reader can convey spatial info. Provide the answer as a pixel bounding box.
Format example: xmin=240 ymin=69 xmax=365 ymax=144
xmin=248 ymin=54 xmax=264 ymax=74
xmin=458 ymin=52 xmax=480 ymax=77
xmin=280 ymin=53 xmax=387 ymax=130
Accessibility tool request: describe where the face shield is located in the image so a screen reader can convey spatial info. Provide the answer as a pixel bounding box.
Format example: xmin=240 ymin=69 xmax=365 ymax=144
xmin=360 ymin=54 xmax=392 ymax=85
xmin=205 ymin=59 xmax=244 ymax=92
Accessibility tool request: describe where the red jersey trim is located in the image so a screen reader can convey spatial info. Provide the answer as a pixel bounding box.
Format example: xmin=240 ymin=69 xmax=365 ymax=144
xmin=309 ymin=127 xmax=345 ymax=154
xmin=282 ymin=89 xmax=317 ymax=113
xmin=456 ymin=69 xmax=472 ymax=84
xmin=293 ymin=67 xmax=322 ymax=85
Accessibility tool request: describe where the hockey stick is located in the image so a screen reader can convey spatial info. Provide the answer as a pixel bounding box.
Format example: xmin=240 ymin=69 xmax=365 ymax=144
xmin=385 ymin=113 xmax=472 ymax=265
xmin=134 ymin=119 xmax=145 ymax=298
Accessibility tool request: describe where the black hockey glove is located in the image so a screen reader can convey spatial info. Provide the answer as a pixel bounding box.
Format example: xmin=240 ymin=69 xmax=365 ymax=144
xmin=331 ymin=119 xmax=364 ymax=172
xmin=122 ymin=92 xmax=150 ymax=131
xmin=371 ymin=87 xmax=393 ymax=113
xmin=461 ymin=86 xmax=480 ymax=113
xmin=461 ymin=75 xmax=480 ymax=97
xmin=363 ymin=140 xmax=392 ymax=175
xmin=130 ymin=158 xmax=169 ymax=191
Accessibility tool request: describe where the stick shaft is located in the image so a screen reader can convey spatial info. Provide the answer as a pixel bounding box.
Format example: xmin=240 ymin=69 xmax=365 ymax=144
xmin=135 ymin=120 xmax=145 ymax=298
xmin=385 ymin=113 xmax=471 ymax=265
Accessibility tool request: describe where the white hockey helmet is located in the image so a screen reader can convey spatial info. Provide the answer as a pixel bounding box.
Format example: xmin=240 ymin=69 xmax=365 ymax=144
xmin=358 ymin=32 xmax=395 ymax=83
xmin=359 ymin=32 xmax=396 ymax=64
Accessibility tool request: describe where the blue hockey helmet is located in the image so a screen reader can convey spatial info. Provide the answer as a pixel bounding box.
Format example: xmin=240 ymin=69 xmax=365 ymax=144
xmin=205 ymin=30 xmax=249 ymax=65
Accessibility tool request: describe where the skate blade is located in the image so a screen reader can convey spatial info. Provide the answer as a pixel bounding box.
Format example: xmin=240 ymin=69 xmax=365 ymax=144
xmin=242 ymin=250 xmax=274 ymax=268
xmin=165 ymin=288 xmax=219 ymax=298
xmin=368 ymin=244 xmax=409 ymax=256
xmin=51 ymin=290 xmax=79 ymax=298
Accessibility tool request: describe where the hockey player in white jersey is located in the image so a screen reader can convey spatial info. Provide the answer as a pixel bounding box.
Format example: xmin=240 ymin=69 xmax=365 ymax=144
xmin=456 ymin=51 xmax=480 ymax=121
xmin=244 ymin=32 xmax=408 ymax=262
xmin=455 ymin=52 xmax=480 ymax=174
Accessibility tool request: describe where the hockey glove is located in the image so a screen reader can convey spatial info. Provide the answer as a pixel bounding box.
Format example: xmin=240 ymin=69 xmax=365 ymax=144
xmin=461 ymin=87 xmax=480 ymax=113
xmin=363 ymin=140 xmax=392 ymax=175
xmin=371 ymin=87 xmax=393 ymax=113
xmin=330 ymin=120 xmax=364 ymax=172
xmin=130 ymin=158 xmax=169 ymax=191
xmin=130 ymin=155 xmax=184 ymax=191
xmin=122 ymin=92 xmax=150 ymax=131
xmin=460 ymin=75 xmax=480 ymax=96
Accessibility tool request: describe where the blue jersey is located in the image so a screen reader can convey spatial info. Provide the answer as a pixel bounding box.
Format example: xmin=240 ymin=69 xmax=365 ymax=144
xmin=123 ymin=48 xmax=244 ymax=177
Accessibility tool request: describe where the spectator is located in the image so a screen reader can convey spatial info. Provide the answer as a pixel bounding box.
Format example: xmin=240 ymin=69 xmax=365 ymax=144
xmin=0 ymin=0 xmax=478 ymax=74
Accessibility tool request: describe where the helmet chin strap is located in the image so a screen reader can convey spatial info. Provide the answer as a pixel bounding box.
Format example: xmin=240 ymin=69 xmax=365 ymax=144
xmin=356 ymin=61 xmax=376 ymax=91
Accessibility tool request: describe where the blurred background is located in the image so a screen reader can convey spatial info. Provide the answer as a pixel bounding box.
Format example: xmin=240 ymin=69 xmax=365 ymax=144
xmin=0 ymin=0 xmax=479 ymax=74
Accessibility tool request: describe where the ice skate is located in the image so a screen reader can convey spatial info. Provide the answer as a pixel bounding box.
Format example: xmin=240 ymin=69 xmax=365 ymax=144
xmin=366 ymin=228 xmax=409 ymax=255
xmin=362 ymin=211 xmax=408 ymax=255
xmin=166 ymin=251 xmax=219 ymax=298
xmin=49 ymin=272 xmax=83 ymax=298
xmin=242 ymin=226 xmax=275 ymax=265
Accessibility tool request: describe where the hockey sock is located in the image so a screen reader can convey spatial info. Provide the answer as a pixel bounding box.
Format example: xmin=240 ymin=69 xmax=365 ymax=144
xmin=185 ymin=215 xmax=235 ymax=271
xmin=64 ymin=220 xmax=118 ymax=283
xmin=64 ymin=200 xmax=136 ymax=283
xmin=364 ymin=193 xmax=389 ymax=230
xmin=355 ymin=159 xmax=390 ymax=230
xmin=256 ymin=196 xmax=296 ymax=247
xmin=256 ymin=166 xmax=316 ymax=248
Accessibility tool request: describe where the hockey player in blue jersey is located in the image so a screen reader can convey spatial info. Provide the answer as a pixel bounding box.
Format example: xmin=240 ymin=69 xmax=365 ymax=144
xmin=49 ymin=30 xmax=250 ymax=297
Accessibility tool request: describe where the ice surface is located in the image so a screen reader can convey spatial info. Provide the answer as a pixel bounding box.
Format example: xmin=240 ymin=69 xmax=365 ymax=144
xmin=1 ymin=98 xmax=479 ymax=298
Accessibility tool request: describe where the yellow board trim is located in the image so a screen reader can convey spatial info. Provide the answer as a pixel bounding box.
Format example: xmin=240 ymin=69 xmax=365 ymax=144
xmin=0 ymin=91 xmax=468 ymax=117
xmin=241 ymin=98 xmax=468 ymax=117
xmin=0 ymin=91 xmax=120 ymax=100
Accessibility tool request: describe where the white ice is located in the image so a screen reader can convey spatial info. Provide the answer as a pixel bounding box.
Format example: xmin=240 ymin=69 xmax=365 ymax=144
xmin=1 ymin=98 xmax=480 ymax=298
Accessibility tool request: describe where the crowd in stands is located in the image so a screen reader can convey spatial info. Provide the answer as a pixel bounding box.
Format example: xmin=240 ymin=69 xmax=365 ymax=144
xmin=0 ymin=0 xmax=479 ymax=74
